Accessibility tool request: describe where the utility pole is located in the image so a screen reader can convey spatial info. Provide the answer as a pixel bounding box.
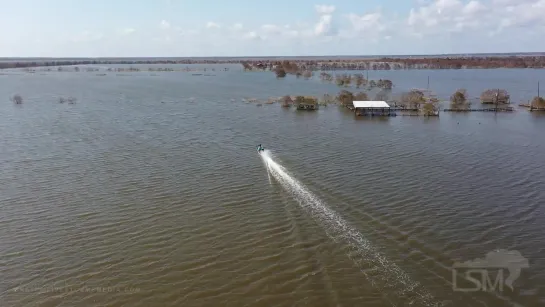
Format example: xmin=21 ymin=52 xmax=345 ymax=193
xmin=495 ymin=89 xmax=499 ymax=112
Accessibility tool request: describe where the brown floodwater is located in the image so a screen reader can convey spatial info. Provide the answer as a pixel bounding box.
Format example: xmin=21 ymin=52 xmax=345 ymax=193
xmin=1 ymin=65 xmax=544 ymax=307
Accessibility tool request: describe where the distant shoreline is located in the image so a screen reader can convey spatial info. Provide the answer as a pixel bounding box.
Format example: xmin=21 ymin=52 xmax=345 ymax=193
xmin=1 ymin=51 xmax=545 ymax=60
xmin=3 ymin=55 xmax=545 ymax=70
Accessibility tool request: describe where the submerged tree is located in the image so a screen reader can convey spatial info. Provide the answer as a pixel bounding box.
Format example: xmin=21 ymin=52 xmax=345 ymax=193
xmin=275 ymin=66 xmax=287 ymax=78
xmin=320 ymin=93 xmax=335 ymax=105
xmin=320 ymin=72 xmax=333 ymax=82
xmin=241 ymin=61 xmax=253 ymax=71
xmin=281 ymin=60 xmax=299 ymax=74
xmin=531 ymin=96 xmax=545 ymax=109
xmin=374 ymin=89 xmax=390 ymax=101
xmin=422 ymin=101 xmax=439 ymax=116
xmin=335 ymin=74 xmax=352 ymax=87
xmin=401 ymin=89 xmax=425 ymax=109
xmin=450 ymin=89 xmax=471 ymax=110
xmin=376 ymin=79 xmax=393 ymax=90
xmin=354 ymin=92 xmax=369 ymax=101
xmin=353 ymin=73 xmax=367 ymax=88
xmin=281 ymin=95 xmax=293 ymax=107
xmin=337 ymin=90 xmax=355 ymax=107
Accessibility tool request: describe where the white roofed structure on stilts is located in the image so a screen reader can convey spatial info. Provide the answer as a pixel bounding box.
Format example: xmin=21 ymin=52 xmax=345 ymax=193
xmin=352 ymin=101 xmax=395 ymax=117
xmin=353 ymin=101 xmax=390 ymax=108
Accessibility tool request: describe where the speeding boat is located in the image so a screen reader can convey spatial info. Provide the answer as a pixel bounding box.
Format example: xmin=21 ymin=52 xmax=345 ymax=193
xmin=257 ymin=144 xmax=265 ymax=152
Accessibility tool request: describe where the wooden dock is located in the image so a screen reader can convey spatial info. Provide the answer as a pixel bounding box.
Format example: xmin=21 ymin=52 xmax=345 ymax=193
xmin=400 ymin=113 xmax=439 ymax=116
xmin=443 ymin=108 xmax=514 ymax=112
xmin=519 ymin=103 xmax=545 ymax=111
xmin=392 ymin=107 xmax=419 ymax=111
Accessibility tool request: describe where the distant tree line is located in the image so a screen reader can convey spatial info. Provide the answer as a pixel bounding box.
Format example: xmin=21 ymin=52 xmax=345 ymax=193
xmin=4 ymin=55 xmax=545 ymax=70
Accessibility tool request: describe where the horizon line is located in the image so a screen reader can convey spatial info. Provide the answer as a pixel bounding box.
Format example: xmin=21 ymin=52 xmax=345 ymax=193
xmin=1 ymin=51 xmax=545 ymax=60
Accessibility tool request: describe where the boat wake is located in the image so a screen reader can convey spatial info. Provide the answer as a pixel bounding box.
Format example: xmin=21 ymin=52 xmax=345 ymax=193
xmin=260 ymin=149 xmax=443 ymax=307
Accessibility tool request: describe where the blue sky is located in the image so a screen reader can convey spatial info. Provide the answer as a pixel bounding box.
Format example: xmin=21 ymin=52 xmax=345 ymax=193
xmin=0 ymin=0 xmax=543 ymax=57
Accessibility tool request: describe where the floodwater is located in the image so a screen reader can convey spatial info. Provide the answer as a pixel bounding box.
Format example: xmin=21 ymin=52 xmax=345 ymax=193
xmin=1 ymin=65 xmax=544 ymax=307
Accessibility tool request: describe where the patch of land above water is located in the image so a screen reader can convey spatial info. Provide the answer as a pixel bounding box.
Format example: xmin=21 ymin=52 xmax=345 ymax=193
xmin=3 ymin=55 xmax=545 ymax=70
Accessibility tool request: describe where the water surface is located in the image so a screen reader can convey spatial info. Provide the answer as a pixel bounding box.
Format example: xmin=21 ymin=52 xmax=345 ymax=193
xmin=1 ymin=66 xmax=544 ymax=307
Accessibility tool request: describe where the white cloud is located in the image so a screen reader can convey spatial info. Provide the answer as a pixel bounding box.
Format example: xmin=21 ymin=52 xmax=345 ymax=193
xmin=406 ymin=0 xmax=545 ymax=37
xmin=315 ymin=4 xmax=336 ymax=14
xmin=261 ymin=24 xmax=282 ymax=34
xmin=314 ymin=14 xmax=335 ymax=36
xmin=206 ymin=22 xmax=221 ymax=29
xmin=243 ymin=31 xmax=261 ymax=40
xmin=4 ymin=1 xmax=545 ymax=57
xmin=348 ymin=12 xmax=385 ymax=34
xmin=71 ymin=31 xmax=103 ymax=43
xmin=231 ymin=23 xmax=243 ymax=31
xmin=118 ymin=28 xmax=136 ymax=35
xmin=160 ymin=20 xmax=170 ymax=30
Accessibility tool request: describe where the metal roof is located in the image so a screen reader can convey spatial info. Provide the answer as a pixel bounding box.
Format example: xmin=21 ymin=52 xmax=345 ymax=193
xmin=353 ymin=101 xmax=390 ymax=108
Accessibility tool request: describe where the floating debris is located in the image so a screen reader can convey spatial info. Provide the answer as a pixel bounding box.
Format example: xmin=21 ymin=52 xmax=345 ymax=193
xmin=59 ymin=96 xmax=77 ymax=104
xmin=11 ymin=94 xmax=23 ymax=104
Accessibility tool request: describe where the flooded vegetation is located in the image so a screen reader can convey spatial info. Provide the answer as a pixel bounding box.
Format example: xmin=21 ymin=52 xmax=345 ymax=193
xmin=3 ymin=57 xmax=543 ymax=119
xmin=5 ymin=55 xmax=545 ymax=71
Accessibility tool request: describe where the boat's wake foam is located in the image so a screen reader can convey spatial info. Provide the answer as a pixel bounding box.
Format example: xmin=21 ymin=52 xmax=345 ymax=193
xmin=260 ymin=149 xmax=443 ymax=307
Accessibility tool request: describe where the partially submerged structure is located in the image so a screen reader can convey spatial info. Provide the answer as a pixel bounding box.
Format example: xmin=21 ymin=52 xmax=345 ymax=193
xmin=295 ymin=96 xmax=319 ymax=110
xmin=480 ymin=89 xmax=510 ymax=104
xmin=353 ymin=101 xmax=394 ymax=116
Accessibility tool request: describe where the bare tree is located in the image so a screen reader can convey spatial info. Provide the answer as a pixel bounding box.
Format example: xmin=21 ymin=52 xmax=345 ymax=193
xmin=401 ymin=89 xmax=425 ymax=109
xmin=320 ymin=72 xmax=333 ymax=82
xmin=374 ymin=89 xmax=389 ymax=101
xmin=337 ymin=90 xmax=355 ymax=107
xmin=353 ymin=73 xmax=367 ymax=88
xmin=376 ymin=79 xmax=393 ymax=90
xmin=354 ymin=92 xmax=369 ymax=101
xmin=335 ymin=74 xmax=352 ymax=87
xmin=320 ymin=93 xmax=334 ymax=105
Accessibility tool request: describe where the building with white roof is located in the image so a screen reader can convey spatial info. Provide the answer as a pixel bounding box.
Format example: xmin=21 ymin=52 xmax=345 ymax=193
xmin=352 ymin=101 xmax=395 ymax=116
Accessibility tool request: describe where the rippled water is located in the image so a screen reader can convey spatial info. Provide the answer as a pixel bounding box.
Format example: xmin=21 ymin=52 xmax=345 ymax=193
xmin=1 ymin=65 xmax=544 ymax=307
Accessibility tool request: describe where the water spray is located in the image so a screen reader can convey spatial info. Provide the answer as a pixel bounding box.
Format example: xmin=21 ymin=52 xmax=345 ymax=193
xmin=259 ymin=149 xmax=442 ymax=307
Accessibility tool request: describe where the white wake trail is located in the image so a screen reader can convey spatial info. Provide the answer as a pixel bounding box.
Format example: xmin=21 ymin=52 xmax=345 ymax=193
xmin=260 ymin=149 xmax=443 ymax=307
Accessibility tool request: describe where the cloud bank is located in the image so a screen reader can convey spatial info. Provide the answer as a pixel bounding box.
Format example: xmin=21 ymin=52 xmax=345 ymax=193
xmin=2 ymin=0 xmax=545 ymax=57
